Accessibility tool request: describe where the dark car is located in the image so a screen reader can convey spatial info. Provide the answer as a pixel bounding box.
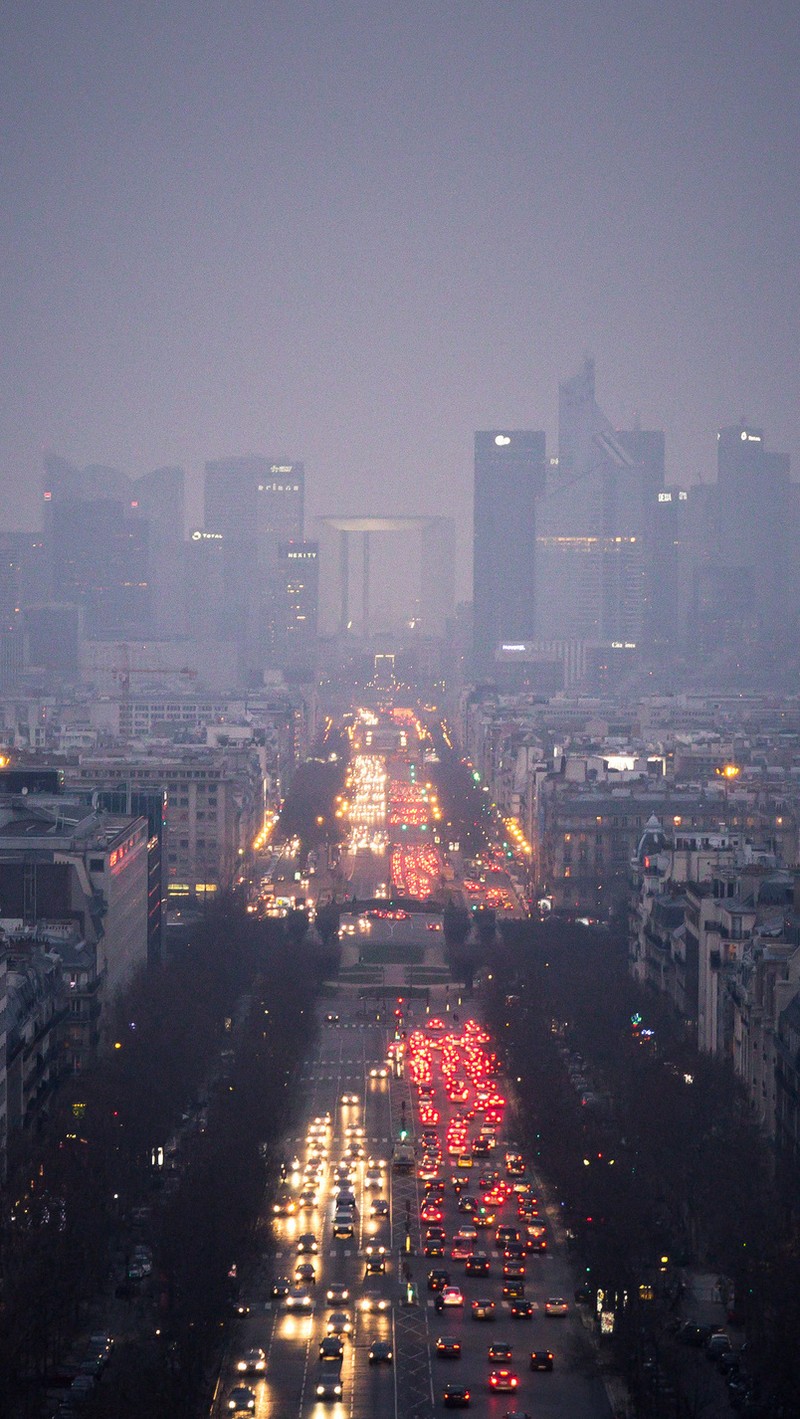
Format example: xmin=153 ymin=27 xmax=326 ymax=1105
xmin=442 ymin=1383 xmax=471 ymax=1408
xmin=502 ymin=1279 xmax=525 ymax=1300
xmin=368 ymin=1340 xmax=393 ymax=1364
xmin=677 ymin=1322 xmax=712 ymax=1347
xmin=529 ymin=1349 xmax=554 ymax=1371
xmin=466 ymin=1252 xmax=490 ymax=1277
xmin=488 ymin=1342 xmax=513 ymax=1362
xmin=428 ymin=1269 xmax=451 ymax=1291
xmin=509 ymin=1298 xmax=535 ymax=1319
xmin=436 ymin=1336 xmax=461 ymax=1358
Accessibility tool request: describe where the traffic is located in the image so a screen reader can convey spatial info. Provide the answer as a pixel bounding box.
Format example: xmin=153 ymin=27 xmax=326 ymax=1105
xmin=214 ymin=994 xmax=611 ymax=1418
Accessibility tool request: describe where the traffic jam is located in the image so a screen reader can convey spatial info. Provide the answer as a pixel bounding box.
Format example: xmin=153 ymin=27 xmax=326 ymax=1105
xmin=407 ymin=1014 xmax=567 ymax=1412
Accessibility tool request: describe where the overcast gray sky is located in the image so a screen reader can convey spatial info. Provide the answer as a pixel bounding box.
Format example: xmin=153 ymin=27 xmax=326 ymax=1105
xmin=2 ymin=0 xmax=798 ymax=594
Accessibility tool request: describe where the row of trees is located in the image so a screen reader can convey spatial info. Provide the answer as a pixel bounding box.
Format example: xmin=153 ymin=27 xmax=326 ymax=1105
xmin=483 ymin=920 xmax=800 ymax=1415
xmin=0 ymin=904 xmax=329 ymax=1418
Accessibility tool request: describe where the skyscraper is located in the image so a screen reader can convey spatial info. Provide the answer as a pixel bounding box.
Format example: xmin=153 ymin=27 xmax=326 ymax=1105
xmin=716 ymin=424 xmax=793 ymax=630
xmin=536 ymin=360 xmax=665 ymax=646
xmin=204 ymin=457 xmax=304 ymax=564
xmin=204 ymin=457 xmax=305 ymax=672
xmin=472 ymin=430 xmax=546 ymax=675
xmin=41 ymin=456 xmax=186 ymax=641
xmin=277 ymin=540 xmax=320 ymax=653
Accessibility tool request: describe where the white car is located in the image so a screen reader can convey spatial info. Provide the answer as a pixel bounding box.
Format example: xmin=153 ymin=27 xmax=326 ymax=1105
xmin=441 ymin=1286 xmax=464 ymax=1307
xmin=235 ymin=1348 xmax=266 ymax=1375
xmin=226 ymin=1386 xmax=256 ymax=1412
xmin=326 ymin=1309 xmax=353 ymax=1336
xmin=364 ymin=1169 xmax=382 ymax=1189
xmin=285 ymin=1285 xmax=313 ymax=1311
xmin=545 ymin=1296 xmax=569 ymax=1317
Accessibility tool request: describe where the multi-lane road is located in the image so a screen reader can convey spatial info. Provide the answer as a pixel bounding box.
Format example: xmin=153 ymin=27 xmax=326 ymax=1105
xmin=214 ymin=990 xmax=615 ymax=1419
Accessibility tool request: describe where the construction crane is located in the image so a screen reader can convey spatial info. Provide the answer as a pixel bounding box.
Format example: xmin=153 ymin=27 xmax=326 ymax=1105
xmin=110 ymin=644 xmax=198 ymax=699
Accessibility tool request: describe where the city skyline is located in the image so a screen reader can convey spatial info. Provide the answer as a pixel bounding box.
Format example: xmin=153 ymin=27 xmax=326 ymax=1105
xmin=2 ymin=1 xmax=798 ymax=603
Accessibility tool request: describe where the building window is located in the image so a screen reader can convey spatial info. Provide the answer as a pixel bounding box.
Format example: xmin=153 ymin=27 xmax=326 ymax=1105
xmin=89 ymin=858 xmax=104 ymax=872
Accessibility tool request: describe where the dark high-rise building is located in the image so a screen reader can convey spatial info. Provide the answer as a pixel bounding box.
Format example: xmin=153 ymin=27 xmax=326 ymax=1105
xmin=41 ymin=456 xmax=187 ymax=641
xmin=473 ymin=430 xmax=546 ymax=674
xmin=204 ymin=457 xmax=305 ymax=673
xmin=277 ymin=540 xmax=319 ymax=652
xmin=204 ymin=457 xmax=304 ymax=563
xmin=537 ymin=360 xmax=666 ymax=646
xmin=716 ymin=424 xmax=793 ymax=630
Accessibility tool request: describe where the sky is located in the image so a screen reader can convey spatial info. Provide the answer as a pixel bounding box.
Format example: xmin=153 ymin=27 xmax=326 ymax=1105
xmin=2 ymin=0 xmax=798 ymax=598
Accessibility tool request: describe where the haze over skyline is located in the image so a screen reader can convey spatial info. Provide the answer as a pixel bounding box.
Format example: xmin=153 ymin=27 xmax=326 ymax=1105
xmin=2 ymin=0 xmax=798 ymax=594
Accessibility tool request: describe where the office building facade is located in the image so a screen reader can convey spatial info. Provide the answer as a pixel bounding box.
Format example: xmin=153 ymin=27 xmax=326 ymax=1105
xmin=473 ymin=430 xmax=546 ymax=675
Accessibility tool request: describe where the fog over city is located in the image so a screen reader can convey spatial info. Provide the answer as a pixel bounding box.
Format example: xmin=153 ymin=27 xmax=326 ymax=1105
xmin=3 ymin=7 xmax=800 ymax=1419
xmin=2 ymin=0 xmax=798 ymax=598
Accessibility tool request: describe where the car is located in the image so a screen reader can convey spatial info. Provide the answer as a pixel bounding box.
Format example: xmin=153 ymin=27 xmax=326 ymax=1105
xmin=360 ymin=1290 xmax=389 ymax=1312
xmin=502 ymin=1279 xmax=525 ymax=1300
xmin=366 ymin=1255 xmax=386 ymax=1275
xmin=332 ymin=1215 xmax=354 ymax=1239
xmin=297 ymin=1233 xmax=319 ymax=1254
xmin=436 ymin=1335 xmax=462 ymax=1358
xmin=299 ymin=1190 xmax=318 ymax=1210
xmin=503 ymin=1258 xmax=526 ymax=1278
xmin=451 ymin=1241 xmax=473 ymax=1260
xmin=324 ymin=1012 xmax=340 ymax=1024
xmin=425 ymin=1240 xmax=445 ymax=1257
xmin=495 ymin=1225 xmax=521 ymax=1248
xmin=545 ymin=1297 xmax=568 ymax=1317
xmin=295 ymin=1261 xmax=316 ymax=1284
xmin=236 ymin=1348 xmax=266 ymax=1375
xmin=488 ymin=1342 xmax=513 ymax=1363
xmin=325 ymin=1280 xmax=350 ymax=1304
xmin=364 ymin=1169 xmax=383 ymax=1188
xmin=371 ymin=1197 xmax=389 ymax=1217
xmin=529 ymin=1349 xmax=554 ymax=1371
xmin=87 ymin=1333 xmax=114 ymax=1363
xmin=421 ymin=1203 xmax=443 ymax=1222
xmin=319 ymin=1335 xmax=344 ymax=1362
xmin=272 ymin=1194 xmax=297 ymax=1217
xmin=442 ymin=1384 xmax=471 ymax=1408
xmin=489 ymin=1369 xmax=520 ymax=1391
xmin=326 ymin=1310 xmax=353 ymax=1337
xmin=510 ymin=1299 xmax=536 ymax=1319
xmin=226 ymin=1386 xmax=256 ymax=1413
xmin=369 ymin=1066 xmax=388 ymax=1078
xmin=426 ymin=1225 xmax=447 ymax=1242
xmin=428 ymin=1268 xmax=450 ymax=1291
xmin=442 ymin=1286 xmax=464 ymax=1307
xmin=706 ymin=1331 xmax=732 ymax=1359
xmin=369 ymin=1340 xmax=393 ymax=1363
xmin=340 ymin=1092 xmax=359 ymax=1105
xmin=472 ymin=1298 xmax=496 ymax=1320
xmin=285 ymin=1285 xmax=313 ymax=1310
xmin=315 ymin=1373 xmax=343 ymax=1400
xmin=466 ymin=1252 xmax=490 ymax=1277
xmin=456 ymin=1225 xmax=478 ymax=1243
xmin=270 ymin=1275 xmax=291 ymax=1298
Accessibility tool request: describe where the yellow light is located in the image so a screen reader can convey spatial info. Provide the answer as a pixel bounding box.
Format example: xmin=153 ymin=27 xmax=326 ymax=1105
xmin=718 ymin=764 xmax=741 ymax=780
